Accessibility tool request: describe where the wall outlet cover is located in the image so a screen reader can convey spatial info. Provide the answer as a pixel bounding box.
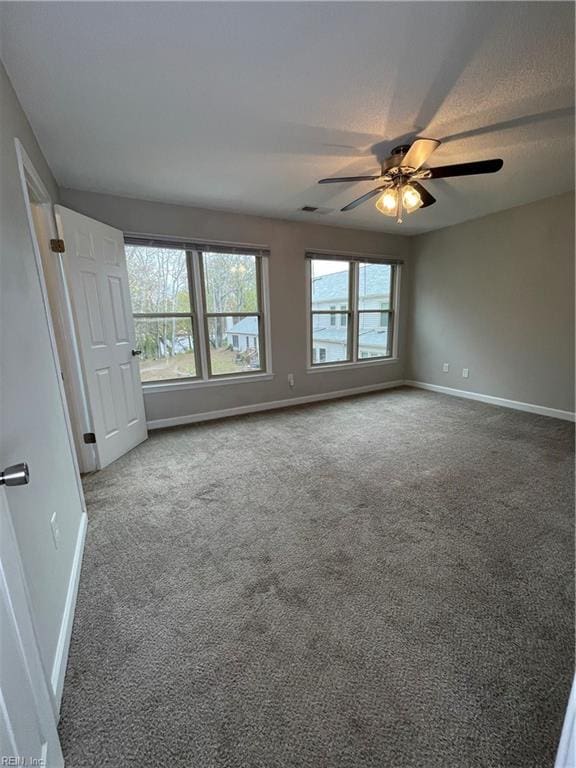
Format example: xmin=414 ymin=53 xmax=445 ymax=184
xmin=462 ymin=368 xmax=470 ymax=378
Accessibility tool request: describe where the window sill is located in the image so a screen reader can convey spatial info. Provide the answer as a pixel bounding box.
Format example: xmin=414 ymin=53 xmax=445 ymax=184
xmin=143 ymin=372 xmax=275 ymax=394
xmin=306 ymin=358 xmax=400 ymax=374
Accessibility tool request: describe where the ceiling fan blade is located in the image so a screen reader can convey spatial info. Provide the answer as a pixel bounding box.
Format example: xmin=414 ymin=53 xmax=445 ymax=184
xmin=427 ymin=158 xmax=503 ymax=179
xmin=410 ymin=181 xmax=436 ymax=209
xmin=318 ymin=175 xmax=381 ymax=184
xmin=341 ymin=185 xmax=388 ymax=212
xmin=402 ymin=138 xmax=441 ymax=171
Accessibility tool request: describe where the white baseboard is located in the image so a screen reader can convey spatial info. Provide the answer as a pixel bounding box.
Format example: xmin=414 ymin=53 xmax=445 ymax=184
xmin=405 ymin=380 xmax=575 ymax=422
xmin=50 ymin=510 xmax=87 ymax=709
xmin=147 ymin=380 xmax=405 ymax=430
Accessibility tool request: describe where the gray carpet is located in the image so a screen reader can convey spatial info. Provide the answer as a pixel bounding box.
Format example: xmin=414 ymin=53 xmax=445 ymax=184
xmin=59 ymin=387 xmax=574 ymax=768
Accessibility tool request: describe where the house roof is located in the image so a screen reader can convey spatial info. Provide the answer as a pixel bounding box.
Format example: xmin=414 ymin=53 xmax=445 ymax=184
xmin=312 ymin=264 xmax=391 ymax=305
xmin=227 ymin=316 xmax=259 ymax=335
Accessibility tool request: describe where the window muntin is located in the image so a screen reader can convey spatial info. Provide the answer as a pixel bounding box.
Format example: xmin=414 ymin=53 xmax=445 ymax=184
xmin=309 ymin=257 xmax=397 ymax=367
xmin=125 ymin=241 xmax=268 ymax=383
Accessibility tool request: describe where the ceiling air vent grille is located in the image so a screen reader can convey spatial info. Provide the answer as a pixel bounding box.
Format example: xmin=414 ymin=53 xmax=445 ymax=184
xmin=300 ymin=206 xmax=334 ymax=215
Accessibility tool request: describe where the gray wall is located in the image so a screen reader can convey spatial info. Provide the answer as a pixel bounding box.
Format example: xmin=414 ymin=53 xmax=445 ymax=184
xmin=407 ymin=192 xmax=575 ymax=413
xmin=0 ymin=61 xmax=84 ymax=680
xmin=59 ymin=188 xmax=411 ymax=423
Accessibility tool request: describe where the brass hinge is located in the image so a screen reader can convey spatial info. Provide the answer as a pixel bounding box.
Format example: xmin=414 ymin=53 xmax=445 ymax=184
xmin=50 ymin=238 xmax=65 ymax=253
xmin=83 ymin=432 xmax=96 ymax=444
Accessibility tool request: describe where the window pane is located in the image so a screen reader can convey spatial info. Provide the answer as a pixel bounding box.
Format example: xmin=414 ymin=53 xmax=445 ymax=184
xmin=357 ymin=263 xmax=393 ymax=310
xmin=312 ymin=313 xmax=349 ymax=364
xmin=358 ymin=311 xmax=391 ymax=358
xmin=134 ymin=317 xmax=196 ymax=381
xmin=311 ymin=259 xmax=350 ymax=310
xmin=125 ymin=245 xmax=190 ymax=313
xmin=207 ymin=315 xmax=261 ymax=374
xmin=202 ymin=252 xmax=258 ymax=313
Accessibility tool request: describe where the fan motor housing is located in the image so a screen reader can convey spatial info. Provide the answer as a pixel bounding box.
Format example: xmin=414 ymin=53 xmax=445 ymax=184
xmin=383 ymin=145 xmax=415 ymax=174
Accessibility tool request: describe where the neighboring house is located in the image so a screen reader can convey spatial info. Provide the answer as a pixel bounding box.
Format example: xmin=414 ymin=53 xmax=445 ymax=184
xmin=225 ymin=316 xmax=260 ymax=358
xmin=226 ymin=264 xmax=391 ymax=363
xmin=310 ymin=264 xmax=392 ymax=362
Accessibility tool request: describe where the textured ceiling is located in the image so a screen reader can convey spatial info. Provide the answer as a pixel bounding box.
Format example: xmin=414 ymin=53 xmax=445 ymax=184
xmin=1 ymin=2 xmax=574 ymax=234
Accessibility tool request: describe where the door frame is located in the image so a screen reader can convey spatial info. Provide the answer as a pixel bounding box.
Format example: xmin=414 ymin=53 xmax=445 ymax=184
xmin=15 ymin=138 xmax=96 ymax=475
xmin=0 ymin=486 xmax=64 ymax=767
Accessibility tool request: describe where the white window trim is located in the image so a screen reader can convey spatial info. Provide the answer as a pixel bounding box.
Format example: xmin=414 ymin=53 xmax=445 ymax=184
xmin=305 ymin=257 xmax=401 ymax=373
xmin=306 ymin=357 xmax=400 ymax=374
xmin=142 ymin=372 xmax=275 ymax=394
xmin=126 ymin=238 xmax=273 ymax=389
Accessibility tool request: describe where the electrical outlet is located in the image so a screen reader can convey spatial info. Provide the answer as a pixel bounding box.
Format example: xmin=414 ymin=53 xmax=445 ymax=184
xmin=288 ymin=373 xmax=295 ymax=388
xmin=50 ymin=512 xmax=60 ymax=549
xmin=462 ymin=368 xmax=469 ymax=379
xmin=442 ymin=362 xmax=449 ymax=373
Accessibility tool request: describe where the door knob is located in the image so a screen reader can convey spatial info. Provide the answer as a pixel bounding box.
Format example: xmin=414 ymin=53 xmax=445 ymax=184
xmin=0 ymin=462 xmax=29 ymax=487
xmin=131 ymin=349 xmax=142 ymax=356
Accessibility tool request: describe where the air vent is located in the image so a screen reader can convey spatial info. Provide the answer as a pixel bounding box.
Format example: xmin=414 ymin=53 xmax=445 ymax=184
xmin=300 ymin=206 xmax=335 ymax=215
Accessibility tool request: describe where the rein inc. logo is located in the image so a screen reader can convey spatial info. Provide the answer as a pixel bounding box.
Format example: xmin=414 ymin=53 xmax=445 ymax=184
xmin=1 ymin=758 xmax=45 ymax=767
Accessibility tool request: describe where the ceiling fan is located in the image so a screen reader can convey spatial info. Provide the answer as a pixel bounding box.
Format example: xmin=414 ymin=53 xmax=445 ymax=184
xmin=318 ymin=139 xmax=503 ymax=223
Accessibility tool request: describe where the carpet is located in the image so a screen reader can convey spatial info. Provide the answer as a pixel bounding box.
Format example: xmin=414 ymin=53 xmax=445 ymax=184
xmin=58 ymin=387 xmax=574 ymax=767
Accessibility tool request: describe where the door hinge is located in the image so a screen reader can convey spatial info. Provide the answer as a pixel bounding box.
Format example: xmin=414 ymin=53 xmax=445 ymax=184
xmin=50 ymin=238 xmax=66 ymax=253
xmin=83 ymin=432 xmax=96 ymax=444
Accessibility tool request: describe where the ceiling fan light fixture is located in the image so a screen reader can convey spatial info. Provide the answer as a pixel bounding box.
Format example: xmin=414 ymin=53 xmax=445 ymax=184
xmin=402 ymin=183 xmax=423 ymax=213
xmin=375 ymin=188 xmax=398 ymax=216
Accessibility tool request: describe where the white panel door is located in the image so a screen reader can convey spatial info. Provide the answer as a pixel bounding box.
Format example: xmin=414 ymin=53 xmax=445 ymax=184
xmin=0 ymin=486 xmax=64 ymax=768
xmin=55 ymin=206 xmax=147 ymax=469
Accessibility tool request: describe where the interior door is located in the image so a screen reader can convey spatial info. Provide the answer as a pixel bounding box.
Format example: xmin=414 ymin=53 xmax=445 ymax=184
xmin=55 ymin=206 xmax=147 ymax=469
xmin=0 ymin=485 xmax=64 ymax=768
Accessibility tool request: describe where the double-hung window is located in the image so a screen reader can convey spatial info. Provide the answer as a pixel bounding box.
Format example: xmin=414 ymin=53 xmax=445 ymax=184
xmin=308 ymin=254 xmax=400 ymax=367
xmin=125 ymin=239 xmax=268 ymax=383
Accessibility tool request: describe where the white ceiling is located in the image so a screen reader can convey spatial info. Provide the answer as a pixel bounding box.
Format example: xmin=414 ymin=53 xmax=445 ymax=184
xmin=1 ymin=2 xmax=574 ymax=234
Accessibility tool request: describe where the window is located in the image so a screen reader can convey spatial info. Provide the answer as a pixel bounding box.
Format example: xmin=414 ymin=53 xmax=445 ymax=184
xmin=310 ymin=260 xmax=352 ymax=364
xmin=125 ymin=240 xmax=268 ymax=383
xmin=308 ymin=255 xmax=398 ymax=366
xmin=318 ymin=347 xmax=327 ymax=362
xmin=125 ymin=244 xmax=197 ymax=382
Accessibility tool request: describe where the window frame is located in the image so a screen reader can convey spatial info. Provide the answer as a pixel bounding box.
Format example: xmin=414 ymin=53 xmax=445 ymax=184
xmin=129 ymin=246 xmax=202 ymax=385
xmin=125 ymin=237 xmax=271 ymax=387
xmin=198 ymin=250 xmax=267 ymax=379
xmin=306 ymin=254 xmax=400 ymax=370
